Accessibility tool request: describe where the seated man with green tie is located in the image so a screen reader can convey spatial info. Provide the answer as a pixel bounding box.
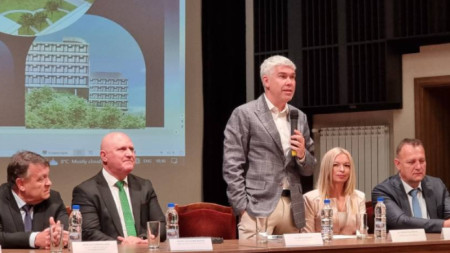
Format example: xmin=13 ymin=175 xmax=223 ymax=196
xmin=0 ymin=151 xmax=69 ymax=248
xmin=372 ymin=138 xmax=450 ymax=233
xmin=72 ymin=132 xmax=166 ymax=244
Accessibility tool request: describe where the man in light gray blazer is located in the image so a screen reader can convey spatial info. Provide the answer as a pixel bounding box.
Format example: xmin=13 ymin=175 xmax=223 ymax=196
xmin=372 ymin=138 xmax=450 ymax=233
xmin=223 ymin=55 xmax=316 ymax=239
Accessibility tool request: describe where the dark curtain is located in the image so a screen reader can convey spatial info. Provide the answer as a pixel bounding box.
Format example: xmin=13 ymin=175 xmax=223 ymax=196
xmin=202 ymin=1 xmax=246 ymax=205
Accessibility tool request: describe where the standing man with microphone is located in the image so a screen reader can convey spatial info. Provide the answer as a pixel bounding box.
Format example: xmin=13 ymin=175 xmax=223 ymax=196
xmin=223 ymin=55 xmax=316 ymax=239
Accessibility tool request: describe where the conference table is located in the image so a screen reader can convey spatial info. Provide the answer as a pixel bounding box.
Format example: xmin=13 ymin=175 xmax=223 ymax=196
xmin=2 ymin=234 xmax=450 ymax=253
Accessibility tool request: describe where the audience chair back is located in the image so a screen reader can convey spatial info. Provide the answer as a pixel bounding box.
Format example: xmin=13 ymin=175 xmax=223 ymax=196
xmin=175 ymin=202 xmax=237 ymax=239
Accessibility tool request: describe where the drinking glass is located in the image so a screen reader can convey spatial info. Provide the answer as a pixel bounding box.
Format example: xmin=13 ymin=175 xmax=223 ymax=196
xmin=256 ymin=217 xmax=268 ymax=244
xmin=147 ymin=221 xmax=161 ymax=249
xmin=356 ymin=213 xmax=368 ymax=239
xmin=50 ymin=223 xmax=64 ymax=253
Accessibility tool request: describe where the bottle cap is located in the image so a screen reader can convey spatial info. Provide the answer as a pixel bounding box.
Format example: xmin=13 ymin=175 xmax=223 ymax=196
xmin=324 ymin=199 xmax=330 ymax=204
xmin=168 ymin=202 xmax=175 ymax=208
xmin=72 ymin=204 xmax=80 ymax=210
xmin=377 ymin=197 xmax=384 ymax=202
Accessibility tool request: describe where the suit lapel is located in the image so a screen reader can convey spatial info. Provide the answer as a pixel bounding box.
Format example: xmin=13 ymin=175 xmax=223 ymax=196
xmin=255 ymin=95 xmax=284 ymax=159
xmin=422 ymin=177 xmax=438 ymax=219
xmin=32 ymin=202 xmax=47 ymax=231
xmin=95 ymin=173 xmax=124 ymax=236
xmin=128 ymin=175 xmax=141 ymax=235
xmin=6 ymin=190 xmax=26 ymax=232
xmin=393 ymin=174 xmax=413 ymax=216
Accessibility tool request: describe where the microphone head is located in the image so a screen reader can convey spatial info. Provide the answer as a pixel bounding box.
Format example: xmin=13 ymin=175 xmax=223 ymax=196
xmin=290 ymin=110 xmax=299 ymax=120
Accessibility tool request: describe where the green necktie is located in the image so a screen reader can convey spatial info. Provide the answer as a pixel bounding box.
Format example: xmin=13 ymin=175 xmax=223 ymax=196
xmin=115 ymin=181 xmax=137 ymax=237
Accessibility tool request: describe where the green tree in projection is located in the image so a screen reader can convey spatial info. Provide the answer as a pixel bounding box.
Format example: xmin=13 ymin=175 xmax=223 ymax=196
xmin=60 ymin=94 xmax=89 ymax=128
xmin=26 ymin=88 xmax=89 ymax=128
xmin=97 ymin=105 xmax=123 ymax=129
xmin=35 ymin=97 xmax=69 ymax=128
xmin=18 ymin=13 xmax=34 ymax=33
xmin=121 ymin=113 xmax=145 ymax=129
xmin=85 ymin=106 xmax=101 ymax=128
xmin=33 ymin=12 xmax=48 ymax=30
xmin=26 ymin=86 xmax=54 ymax=109
xmin=26 ymin=87 xmax=145 ymax=129
xmin=45 ymin=0 xmax=60 ymax=18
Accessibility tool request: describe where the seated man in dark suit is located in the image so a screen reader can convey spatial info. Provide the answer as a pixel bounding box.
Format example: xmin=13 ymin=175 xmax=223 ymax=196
xmin=0 ymin=151 xmax=69 ymax=248
xmin=72 ymin=132 xmax=166 ymax=244
xmin=372 ymin=138 xmax=450 ymax=232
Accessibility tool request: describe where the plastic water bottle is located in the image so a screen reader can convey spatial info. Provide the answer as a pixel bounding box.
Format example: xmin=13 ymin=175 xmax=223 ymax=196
xmin=68 ymin=204 xmax=82 ymax=250
xmin=321 ymin=199 xmax=333 ymax=242
xmin=166 ymin=203 xmax=179 ymax=239
xmin=374 ymin=197 xmax=387 ymax=240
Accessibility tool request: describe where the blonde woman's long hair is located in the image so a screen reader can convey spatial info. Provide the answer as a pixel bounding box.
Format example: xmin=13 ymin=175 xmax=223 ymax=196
xmin=316 ymin=147 xmax=358 ymax=214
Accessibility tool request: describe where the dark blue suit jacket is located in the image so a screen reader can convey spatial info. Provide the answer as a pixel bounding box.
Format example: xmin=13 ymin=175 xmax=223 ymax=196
xmin=0 ymin=183 xmax=68 ymax=248
xmin=372 ymin=174 xmax=450 ymax=233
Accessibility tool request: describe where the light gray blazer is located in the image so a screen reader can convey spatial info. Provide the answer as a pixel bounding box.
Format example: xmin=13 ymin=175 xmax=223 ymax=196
xmin=222 ymin=95 xmax=316 ymax=228
xmin=372 ymin=173 xmax=450 ymax=233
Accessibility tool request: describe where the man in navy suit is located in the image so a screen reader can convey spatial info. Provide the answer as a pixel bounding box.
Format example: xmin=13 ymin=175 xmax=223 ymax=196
xmin=223 ymin=55 xmax=316 ymax=239
xmin=372 ymin=138 xmax=450 ymax=232
xmin=72 ymin=132 xmax=166 ymax=244
xmin=0 ymin=151 xmax=68 ymax=248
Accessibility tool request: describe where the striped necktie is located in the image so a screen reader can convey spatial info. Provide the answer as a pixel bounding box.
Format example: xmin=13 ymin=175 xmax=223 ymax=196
xmin=115 ymin=181 xmax=137 ymax=237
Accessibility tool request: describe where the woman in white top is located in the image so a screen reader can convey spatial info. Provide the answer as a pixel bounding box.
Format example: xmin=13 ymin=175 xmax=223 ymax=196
xmin=303 ymin=147 xmax=366 ymax=234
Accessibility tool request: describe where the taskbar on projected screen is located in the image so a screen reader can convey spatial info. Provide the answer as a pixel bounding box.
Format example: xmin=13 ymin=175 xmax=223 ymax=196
xmin=48 ymin=156 xmax=185 ymax=167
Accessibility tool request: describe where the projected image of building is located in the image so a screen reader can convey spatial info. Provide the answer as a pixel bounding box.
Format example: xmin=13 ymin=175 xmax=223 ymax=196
xmin=25 ymin=37 xmax=90 ymax=99
xmin=89 ymin=72 xmax=128 ymax=111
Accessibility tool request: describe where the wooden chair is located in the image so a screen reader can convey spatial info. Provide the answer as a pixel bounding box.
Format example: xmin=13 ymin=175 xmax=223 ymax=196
xmin=175 ymin=202 xmax=237 ymax=239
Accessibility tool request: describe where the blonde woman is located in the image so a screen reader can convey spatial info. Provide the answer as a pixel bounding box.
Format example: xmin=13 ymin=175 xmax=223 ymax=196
xmin=303 ymin=147 xmax=366 ymax=234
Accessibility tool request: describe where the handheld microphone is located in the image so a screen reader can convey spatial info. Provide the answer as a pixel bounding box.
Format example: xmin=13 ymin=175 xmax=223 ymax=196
xmin=290 ymin=110 xmax=299 ymax=157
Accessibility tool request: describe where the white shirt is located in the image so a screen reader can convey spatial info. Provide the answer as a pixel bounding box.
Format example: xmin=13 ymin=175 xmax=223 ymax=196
xmin=264 ymin=95 xmax=291 ymax=189
xmin=102 ymin=168 xmax=135 ymax=237
xmin=11 ymin=190 xmax=38 ymax=248
xmin=264 ymin=94 xmax=291 ymax=157
xmin=401 ymin=179 xmax=428 ymax=219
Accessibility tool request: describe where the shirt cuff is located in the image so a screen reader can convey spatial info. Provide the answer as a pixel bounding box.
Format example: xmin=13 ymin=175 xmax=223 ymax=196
xmin=29 ymin=232 xmax=38 ymax=248
xmin=296 ymin=155 xmax=306 ymax=164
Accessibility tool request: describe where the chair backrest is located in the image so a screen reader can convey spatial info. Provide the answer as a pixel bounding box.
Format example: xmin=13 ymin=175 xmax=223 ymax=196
xmin=175 ymin=202 xmax=237 ymax=239
xmin=365 ymin=201 xmax=374 ymax=234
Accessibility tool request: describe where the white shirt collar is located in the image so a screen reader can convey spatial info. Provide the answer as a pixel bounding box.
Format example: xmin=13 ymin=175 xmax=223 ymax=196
xmin=400 ymin=177 xmax=422 ymax=194
xmin=102 ymin=168 xmax=129 ymax=187
xmin=11 ymin=189 xmax=27 ymax=209
xmin=264 ymin=94 xmax=289 ymax=115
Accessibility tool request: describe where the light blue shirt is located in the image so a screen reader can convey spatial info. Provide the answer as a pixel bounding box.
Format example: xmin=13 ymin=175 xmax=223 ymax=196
xmin=401 ymin=179 xmax=428 ymax=219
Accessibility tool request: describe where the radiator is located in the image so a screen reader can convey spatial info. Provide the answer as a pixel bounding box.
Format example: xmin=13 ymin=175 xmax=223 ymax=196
xmin=317 ymin=125 xmax=390 ymax=199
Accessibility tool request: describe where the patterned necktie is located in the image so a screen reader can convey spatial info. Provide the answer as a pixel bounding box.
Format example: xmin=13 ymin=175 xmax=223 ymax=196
xmin=410 ymin=188 xmax=423 ymax=218
xmin=22 ymin=205 xmax=33 ymax=232
xmin=115 ymin=181 xmax=137 ymax=237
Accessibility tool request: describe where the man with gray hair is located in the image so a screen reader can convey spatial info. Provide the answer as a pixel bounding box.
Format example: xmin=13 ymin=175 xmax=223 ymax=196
xmin=223 ymin=55 xmax=316 ymax=239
